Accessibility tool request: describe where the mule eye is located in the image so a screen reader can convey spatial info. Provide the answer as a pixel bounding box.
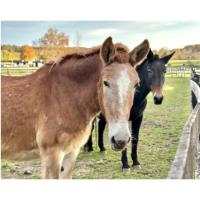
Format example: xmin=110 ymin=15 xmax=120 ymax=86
xmin=104 ymin=81 xmax=110 ymax=87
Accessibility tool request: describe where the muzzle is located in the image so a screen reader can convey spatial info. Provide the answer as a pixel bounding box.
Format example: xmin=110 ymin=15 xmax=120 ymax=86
xmin=153 ymin=96 xmax=164 ymax=105
xmin=111 ymin=136 xmax=131 ymax=151
xmin=151 ymin=86 xmax=164 ymax=105
xmin=108 ymin=122 xmax=131 ymax=151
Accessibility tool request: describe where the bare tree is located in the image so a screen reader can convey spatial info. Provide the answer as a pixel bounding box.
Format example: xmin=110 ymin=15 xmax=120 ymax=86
xmin=74 ymin=32 xmax=82 ymax=47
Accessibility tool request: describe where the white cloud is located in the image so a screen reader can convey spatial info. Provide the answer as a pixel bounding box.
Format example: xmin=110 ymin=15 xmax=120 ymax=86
xmin=89 ymin=28 xmax=123 ymax=36
xmin=147 ymin=21 xmax=178 ymax=29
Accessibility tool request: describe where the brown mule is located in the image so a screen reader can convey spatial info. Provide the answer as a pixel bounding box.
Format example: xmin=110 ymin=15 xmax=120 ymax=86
xmin=1 ymin=37 xmax=150 ymax=179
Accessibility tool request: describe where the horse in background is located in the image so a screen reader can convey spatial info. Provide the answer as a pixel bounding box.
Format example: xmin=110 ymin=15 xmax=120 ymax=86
xmin=85 ymin=49 xmax=175 ymax=171
xmin=191 ymin=68 xmax=200 ymax=108
xmin=2 ymin=37 xmax=150 ymax=178
xmin=190 ymin=68 xmax=200 ymax=141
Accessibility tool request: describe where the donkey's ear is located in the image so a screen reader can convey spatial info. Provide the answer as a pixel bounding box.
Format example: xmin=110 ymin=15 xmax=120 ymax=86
xmin=147 ymin=49 xmax=154 ymax=61
xmin=100 ymin=37 xmax=116 ymax=64
xmin=161 ymin=51 xmax=175 ymax=64
xmin=129 ymin=39 xmax=150 ymax=67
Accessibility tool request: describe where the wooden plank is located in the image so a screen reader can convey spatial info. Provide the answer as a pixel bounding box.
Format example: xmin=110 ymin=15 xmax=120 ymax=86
xmin=168 ymin=104 xmax=200 ymax=179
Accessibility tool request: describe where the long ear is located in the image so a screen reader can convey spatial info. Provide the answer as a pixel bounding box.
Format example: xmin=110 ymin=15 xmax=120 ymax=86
xmin=161 ymin=51 xmax=175 ymax=64
xmin=100 ymin=37 xmax=115 ymax=64
xmin=191 ymin=67 xmax=196 ymax=75
xmin=129 ymin=39 xmax=150 ymax=67
xmin=147 ymin=48 xmax=154 ymax=61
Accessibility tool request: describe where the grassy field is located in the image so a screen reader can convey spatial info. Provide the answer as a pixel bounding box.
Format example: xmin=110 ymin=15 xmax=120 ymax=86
xmin=168 ymin=59 xmax=200 ymax=66
xmin=1 ymin=67 xmax=37 ymax=76
xmin=1 ymin=77 xmax=191 ymax=179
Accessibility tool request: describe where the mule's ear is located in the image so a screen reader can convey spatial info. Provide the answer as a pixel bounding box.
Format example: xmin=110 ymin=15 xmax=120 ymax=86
xmin=191 ymin=67 xmax=196 ymax=75
xmin=100 ymin=37 xmax=116 ymax=64
xmin=161 ymin=51 xmax=175 ymax=64
xmin=147 ymin=49 xmax=154 ymax=61
xmin=129 ymin=39 xmax=150 ymax=67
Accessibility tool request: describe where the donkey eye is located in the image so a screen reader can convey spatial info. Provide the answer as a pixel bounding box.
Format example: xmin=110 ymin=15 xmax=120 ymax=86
xmin=103 ymin=81 xmax=110 ymax=87
xmin=147 ymin=67 xmax=153 ymax=74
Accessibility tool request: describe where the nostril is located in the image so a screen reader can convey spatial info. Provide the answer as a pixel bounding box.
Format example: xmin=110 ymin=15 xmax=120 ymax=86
xmin=117 ymin=140 xmax=126 ymax=146
xmin=111 ymin=136 xmax=116 ymax=144
xmin=154 ymin=96 xmax=163 ymax=104
xmin=128 ymin=137 xmax=131 ymax=143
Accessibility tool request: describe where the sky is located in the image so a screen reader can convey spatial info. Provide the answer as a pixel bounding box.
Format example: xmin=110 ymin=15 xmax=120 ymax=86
xmin=1 ymin=21 xmax=200 ymax=50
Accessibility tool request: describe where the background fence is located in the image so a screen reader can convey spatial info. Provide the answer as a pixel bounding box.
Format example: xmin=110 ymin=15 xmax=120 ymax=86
xmin=1 ymin=64 xmax=200 ymax=77
xmin=167 ymin=65 xmax=200 ymax=77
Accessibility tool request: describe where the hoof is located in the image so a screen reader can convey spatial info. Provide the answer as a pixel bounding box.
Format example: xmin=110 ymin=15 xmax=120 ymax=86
xmin=122 ymin=167 xmax=130 ymax=172
xmin=131 ymin=165 xmax=141 ymax=170
xmin=99 ymin=150 xmax=107 ymax=155
xmin=84 ymin=150 xmax=93 ymax=154
xmin=24 ymin=169 xmax=32 ymax=175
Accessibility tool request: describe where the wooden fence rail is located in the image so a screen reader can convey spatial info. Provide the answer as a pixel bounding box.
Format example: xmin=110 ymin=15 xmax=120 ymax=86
xmin=168 ymin=104 xmax=200 ymax=179
xmin=1 ymin=65 xmax=200 ymax=77
xmin=167 ymin=66 xmax=200 ymax=77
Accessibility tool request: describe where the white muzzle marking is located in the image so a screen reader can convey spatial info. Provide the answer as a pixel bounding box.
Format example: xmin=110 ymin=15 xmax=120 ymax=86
xmin=108 ymin=122 xmax=130 ymax=143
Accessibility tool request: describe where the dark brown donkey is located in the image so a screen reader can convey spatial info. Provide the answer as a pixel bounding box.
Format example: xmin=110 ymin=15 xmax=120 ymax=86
xmin=2 ymin=37 xmax=150 ymax=179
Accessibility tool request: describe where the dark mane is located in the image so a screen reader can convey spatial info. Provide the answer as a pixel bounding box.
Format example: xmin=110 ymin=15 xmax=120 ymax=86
xmin=47 ymin=43 xmax=130 ymax=71
xmin=56 ymin=46 xmax=101 ymax=65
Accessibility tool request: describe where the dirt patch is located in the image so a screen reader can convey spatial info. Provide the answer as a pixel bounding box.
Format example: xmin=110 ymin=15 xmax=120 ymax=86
xmin=142 ymin=120 xmax=163 ymax=128
xmin=1 ymin=159 xmax=41 ymax=179
xmin=1 ymin=156 xmax=94 ymax=179
xmin=74 ymin=158 xmax=94 ymax=178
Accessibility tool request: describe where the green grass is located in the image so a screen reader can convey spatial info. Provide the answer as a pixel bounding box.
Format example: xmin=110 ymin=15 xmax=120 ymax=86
xmin=168 ymin=60 xmax=200 ymax=66
xmin=73 ymin=77 xmax=191 ymax=179
xmin=1 ymin=77 xmax=191 ymax=179
xmin=1 ymin=67 xmax=37 ymax=76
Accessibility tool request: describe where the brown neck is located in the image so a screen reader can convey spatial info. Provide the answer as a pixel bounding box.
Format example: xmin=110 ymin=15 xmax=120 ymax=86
xmin=42 ymin=53 xmax=103 ymax=132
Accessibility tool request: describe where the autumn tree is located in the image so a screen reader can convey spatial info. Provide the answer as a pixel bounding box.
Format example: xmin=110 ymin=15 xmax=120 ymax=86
xmin=33 ymin=28 xmax=69 ymax=48
xmin=173 ymin=49 xmax=182 ymax=60
xmin=21 ymin=45 xmax=36 ymax=61
xmin=32 ymin=28 xmax=69 ymax=61
xmin=1 ymin=45 xmax=21 ymax=61
xmin=1 ymin=50 xmax=20 ymax=61
xmin=158 ymin=47 xmax=170 ymax=58
xmin=74 ymin=32 xmax=82 ymax=47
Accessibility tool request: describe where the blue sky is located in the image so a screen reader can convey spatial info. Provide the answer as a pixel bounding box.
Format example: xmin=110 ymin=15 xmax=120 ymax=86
xmin=1 ymin=21 xmax=200 ymax=50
